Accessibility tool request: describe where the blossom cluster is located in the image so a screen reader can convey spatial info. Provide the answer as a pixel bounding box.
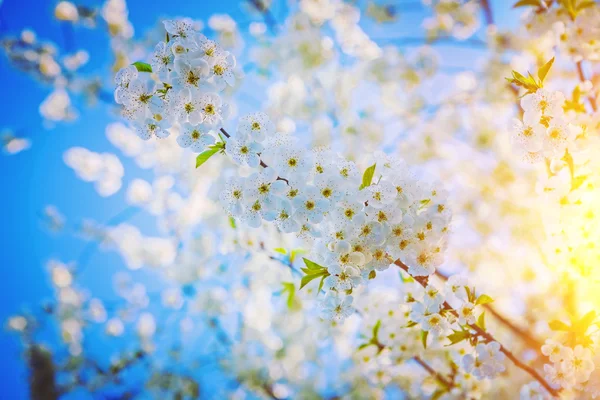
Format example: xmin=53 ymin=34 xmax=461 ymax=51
xmin=511 ymin=88 xmax=577 ymax=162
xmin=541 ymin=339 xmax=598 ymax=396
xmin=218 ymin=111 xmax=452 ymax=320
xmin=114 ymin=19 xmax=239 ymax=148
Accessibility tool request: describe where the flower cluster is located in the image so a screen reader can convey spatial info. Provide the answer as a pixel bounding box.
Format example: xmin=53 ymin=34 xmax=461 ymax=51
xmin=511 ymin=88 xmax=576 ymax=162
xmin=218 ymin=112 xmax=451 ymax=320
xmin=114 ymin=19 xmax=239 ymax=149
xmin=541 ymin=340 xmax=597 ymax=394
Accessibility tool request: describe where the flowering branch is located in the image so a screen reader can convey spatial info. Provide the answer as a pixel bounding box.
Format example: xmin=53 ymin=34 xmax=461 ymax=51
xmin=433 ymin=270 xmax=544 ymax=350
xmin=395 ymin=260 xmax=559 ymax=397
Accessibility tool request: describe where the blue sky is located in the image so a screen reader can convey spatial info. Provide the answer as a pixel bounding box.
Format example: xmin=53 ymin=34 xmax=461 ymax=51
xmin=0 ymin=0 xmax=517 ymax=397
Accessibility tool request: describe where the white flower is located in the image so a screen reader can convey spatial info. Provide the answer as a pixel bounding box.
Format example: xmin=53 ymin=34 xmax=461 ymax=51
xmin=541 ymin=339 xmax=569 ymax=363
xmin=135 ymin=117 xmax=170 ymax=140
xmin=367 ymin=181 xmax=396 ymax=208
xmin=171 ymin=88 xmax=203 ymax=125
xmin=114 ymin=65 xmax=138 ymax=104
xmin=423 ymin=284 xmax=445 ymax=311
xmin=544 ymin=120 xmax=573 ymax=157
xmin=324 ymin=265 xmax=362 ymax=291
xmin=457 ymin=302 xmax=478 ymax=325
xmin=321 ymin=294 xmax=354 ymax=321
xmin=150 ymin=41 xmax=174 ymax=80
xmin=176 ymin=123 xmax=215 ymax=152
xmin=561 ymin=345 xmax=595 ymax=383
xmin=121 ymin=78 xmax=157 ymax=121
xmin=463 ymin=341 xmax=506 ymax=380
xmin=171 ymin=58 xmax=209 ymax=91
xmin=543 ymin=363 xmax=575 ymax=389
xmin=237 ymin=112 xmax=275 ymax=142
xmin=208 ymin=51 xmax=237 ymax=89
xmin=512 ymin=117 xmax=545 ymax=153
xmin=293 ymin=185 xmax=330 ymax=224
xmin=225 ymin=135 xmax=263 ymax=167
xmin=521 ymin=89 xmax=565 ymax=117
xmin=270 ymin=142 xmax=312 ymax=182
xmin=520 ymin=381 xmax=551 ymax=400
xmin=220 ymin=176 xmax=246 ymax=216
xmin=163 ymin=19 xmax=196 ymax=39
xmin=198 ymin=92 xmax=230 ymax=126
xmin=264 ymin=197 xmax=299 ymax=233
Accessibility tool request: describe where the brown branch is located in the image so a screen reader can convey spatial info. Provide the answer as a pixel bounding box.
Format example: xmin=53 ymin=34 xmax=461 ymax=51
xmin=480 ymin=0 xmax=494 ymax=26
xmin=413 ymin=356 xmax=454 ymax=390
xmin=576 ymin=61 xmax=598 ymax=112
xmin=395 ymin=260 xmax=558 ymax=397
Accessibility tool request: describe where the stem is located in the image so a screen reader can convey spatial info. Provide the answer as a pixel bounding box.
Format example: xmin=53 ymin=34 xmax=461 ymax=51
xmin=395 ymin=260 xmax=558 ymax=397
xmin=576 ymin=61 xmax=598 ymax=112
xmin=413 ymin=356 xmax=454 ymax=390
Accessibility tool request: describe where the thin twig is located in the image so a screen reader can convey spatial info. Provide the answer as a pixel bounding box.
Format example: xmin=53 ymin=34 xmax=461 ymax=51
xmin=413 ymin=356 xmax=454 ymax=390
xmin=480 ymin=0 xmax=494 ymax=26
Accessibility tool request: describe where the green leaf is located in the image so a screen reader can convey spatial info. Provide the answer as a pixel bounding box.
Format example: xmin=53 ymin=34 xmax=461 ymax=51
xmin=571 ymin=175 xmax=588 ymax=191
xmin=281 ymin=282 xmax=296 ymax=309
xmin=549 ymin=319 xmax=570 ymax=331
xmin=195 ymin=143 xmax=224 ymax=168
xmin=373 ymin=320 xmax=382 ymax=339
xmin=476 ymin=312 xmax=486 ymax=331
xmin=447 ymin=329 xmax=470 ymax=345
xmin=573 ymin=310 xmax=597 ymax=334
xmin=578 ymin=0 xmax=597 ymax=11
xmin=289 ymin=248 xmax=305 ymax=263
xmin=431 ymin=389 xmax=446 ymax=400
xmin=357 ymin=343 xmax=371 ymax=350
xmin=228 ymin=217 xmax=236 ymax=229
xmin=300 ymin=270 xmax=329 ymax=290
xmin=464 ymin=286 xmax=476 ymax=303
xmin=476 ymin=294 xmax=494 ymax=306
xmin=421 ymin=330 xmax=429 ymax=349
xmin=132 ymin=61 xmax=152 ymax=73
xmin=359 ymin=163 xmax=377 ymax=190
xmin=538 ymin=57 xmax=555 ymax=83
xmin=274 ymin=248 xmax=287 ymax=255
xmin=368 ymin=270 xmax=376 ymax=280
xmin=165 ymin=32 xmax=170 ymax=43
xmin=303 ymin=258 xmax=325 ymax=271
xmin=317 ymin=274 xmax=327 ymax=294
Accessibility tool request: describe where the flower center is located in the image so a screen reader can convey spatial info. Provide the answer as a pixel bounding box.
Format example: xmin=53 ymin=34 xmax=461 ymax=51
xmin=305 ymin=200 xmax=315 ymax=210
xmin=213 ymin=64 xmax=224 ymax=75
xmin=187 ymin=71 xmax=200 ymax=86
xmin=204 ymin=104 xmax=215 ymax=115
